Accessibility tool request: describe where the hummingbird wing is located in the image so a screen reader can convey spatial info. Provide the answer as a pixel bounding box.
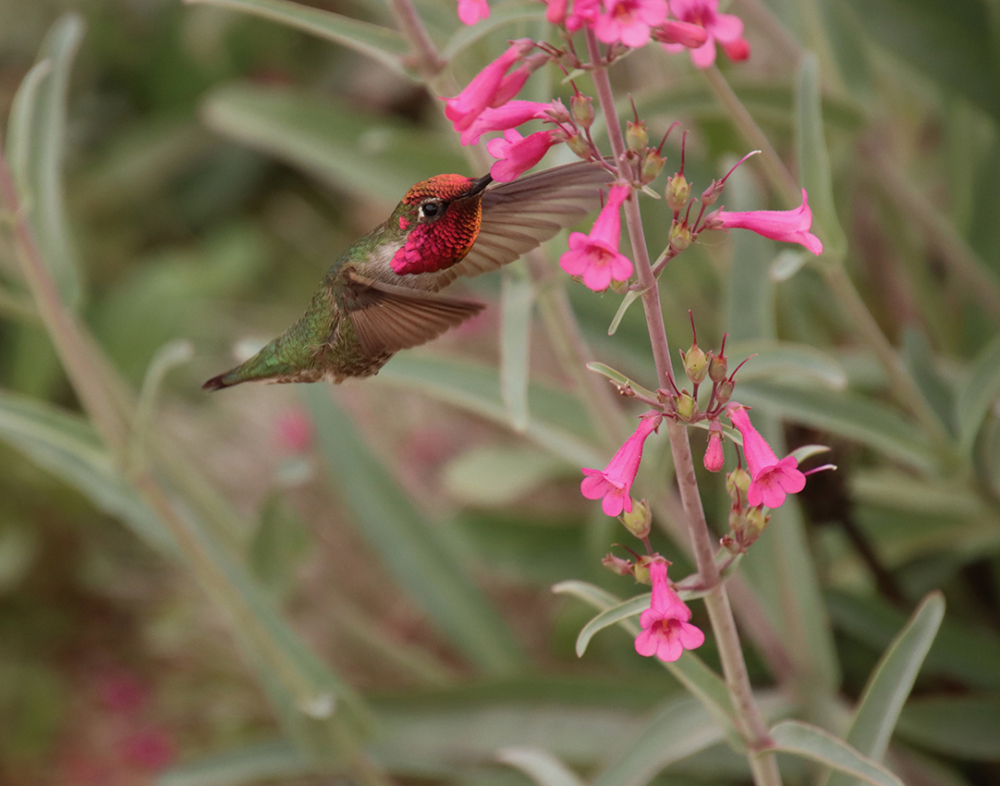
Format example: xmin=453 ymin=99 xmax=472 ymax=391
xmin=344 ymin=271 xmax=485 ymax=355
xmin=414 ymin=161 xmax=615 ymax=292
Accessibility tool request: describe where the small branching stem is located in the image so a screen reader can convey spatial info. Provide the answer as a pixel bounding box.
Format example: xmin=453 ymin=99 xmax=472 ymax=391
xmin=585 ymin=30 xmax=782 ymax=786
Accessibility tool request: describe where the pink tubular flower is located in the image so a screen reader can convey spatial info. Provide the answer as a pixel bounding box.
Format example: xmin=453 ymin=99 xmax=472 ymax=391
xmin=581 ymin=412 xmax=661 ymax=516
xmin=546 ymin=0 xmax=569 ymax=23
xmin=652 ymin=19 xmax=708 ymax=48
xmin=703 ymin=423 xmax=724 ymax=472
xmin=714 ymin=188 xmax=824 ymax=255
xmin=458 ymin=0 xmax=489 ymax=25
xmin=634 ymin=560 xmax=705 ymax=662
xmin=560 ymin=184 xmax=634 ymax=290
xmin=727 ymin=405 xmax=806 ymax=509
xmin=444 ymin=43 xmax=529 ymax=132
xmin=487 ymin=129 xmax=559 ymax=182
xmin=663 ymin=0 xmax=748 ymax=68
xmin=595 ymin=0 xmax=668 ymax=47
xmin=566 ymin=0 xmax=601 ymax=31
xmin=459 ymin=100 xmax=553 ymax=146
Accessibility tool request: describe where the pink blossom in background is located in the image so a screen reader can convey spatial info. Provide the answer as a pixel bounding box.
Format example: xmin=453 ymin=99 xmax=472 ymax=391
xmin=580 ymin=412 xmax=661 ymax=516
xmin=727 ymin=405 xmax=806 ymax=509
xmin=97 ymin=671 xmax=150 ymax=715
xmin=459 ymin=100 xmax=553 ymax=145
xmin=663 ymin=0 xmax=748 ymax=68
xmin=634 ymin=560 xmax=705 ymax=662
xmin=458 ymin=0 xmax=490 ymax=25
xmin=721 ymin=36 xmax=750 ymax=61
xmin=487 ymin=129 xmax=559 ymax=182
xmin=119 ymin=728 xmax=176 ymax=772
xmin=444 ymin=43 xmax=528 ymax=131
xmin=546 ymin=0 xmax=569 ymax=24
xmin=714 ymin=188 xmax=824 ymax=255
xmin=595 ymin=0 xmax=669 ymax=48
xmin=560 ymin=184 xmax=634 ymax=290
xmin=566 ymin=0 xmax=601 ymax=31
xmin=273 ymin=408 xmax=314 ymax=454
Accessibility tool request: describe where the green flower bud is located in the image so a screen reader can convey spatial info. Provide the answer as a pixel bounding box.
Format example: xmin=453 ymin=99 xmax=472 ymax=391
xmin=669 ymin=221 xmax=693 ymax=253
xmin=708 ymin=351 xmax=728 ymax=383
xmin=641 ymin=150 xmax=666 ymax=184
xmin=681 ymin=344 xmax=708 ymax=385
xmin=620 ymin=499 xmax=651 ymax=539
xmin=726 ymin=466 xmax=751 ymax=500
xmin=715 ymin=378 xmax=734 ymax=404
xmin=565 ymin=133 xmax=591 ymax=159
xmin=627 ymin=120 xmax=648 ymax=153
xmin=665 ymin=173 xmax=691 ymax=213
xmin=571 ymin=94 xmax=595 ymax=129
xmin=675 ymin=390 xmax=698 ymax=422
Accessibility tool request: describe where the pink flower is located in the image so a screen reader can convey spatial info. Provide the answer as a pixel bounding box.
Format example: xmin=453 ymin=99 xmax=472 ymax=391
xmin=560 ymin=184 xmax=634 ymax=290
xmin=119 ymin=728 xmax=175 ymax=771
xmin=634 ymin=560 xmax=705 ymax=662
xmin=443 ymin=42 xmax=533 ymax=132
xmin=459 ymin=100 xmax=553 ymax=146
xmin=652 ymin=19 xmax=709 ymax=48
xmin=663 ymin=0 xmax=748 ymax=68
xmin=703 ymin=423 xmax=724 ymax=471
xmin=581 ymin=412 xmax=661 ymax=516
xmin=566 ymin=0 xmax=601 ymax=31
xmin=595 ymin=0 xmax=668 ymax=47
xmin=727 ymin=405 xmax=806 ymax=509
xmin=458 ymin=0 xmax=489 ymax=25
xmin=273 ymin=408 xmax=314 ymax=454
xmin=714 ymin=189 xmax=823 ymax=255
xmin=487 ymin=129 xmax=559 ymax=182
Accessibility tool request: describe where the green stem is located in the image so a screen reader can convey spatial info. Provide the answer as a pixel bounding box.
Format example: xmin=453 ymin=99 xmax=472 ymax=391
xmin=585 ymin=30 xmax=782 ymax=786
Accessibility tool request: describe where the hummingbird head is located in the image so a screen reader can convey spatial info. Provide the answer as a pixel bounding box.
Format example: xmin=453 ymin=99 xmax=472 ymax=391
xmin=389 ymin=173 xmax=492 ymax=276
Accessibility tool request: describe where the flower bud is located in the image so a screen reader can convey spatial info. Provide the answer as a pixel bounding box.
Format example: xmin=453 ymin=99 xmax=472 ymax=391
xmin=565 ymin=133 xmax=592 ymax=159
xmin=665 ymin=173 xmax=691 ymax=213
xmin=744 ymin=505 xmax=770 ymax=545
xmin=602 ymin=553 xmax=634 ymax=576
xmin=703 ymin=421 xmax=724 ymax=472
xmin=641 ymin=150 xmax=666 ymax=184
xmin=701 ymin=179 xmax=724 ymax=206
xmin=545 ymin=99 xmax=571 ymax=124
xmin=708 ymin=351 xmax=728 ymax=383
xmin=609 ymin=278 xmax=630 ymax=294
xmin=727 ymin=466 xmax=751 ymax=498
xmin=571 ymin=94 xmax=595 ymax=129
xmin=681 ymin=343 xmax=708 ymax=385
xmin=620 ymin=499 xmax=651 ymax=539
xmin=632 ymin=559 xmax=651 ymax=585
xmin=675 ymin=390 xmax=698 ymax=422
xmin=626 ymin=120 xmax=648 ymax=153
xmin=715 ymin=378 xmax=734 ymax=404
xmin=669 ymin=221 xmax=693 ymax=253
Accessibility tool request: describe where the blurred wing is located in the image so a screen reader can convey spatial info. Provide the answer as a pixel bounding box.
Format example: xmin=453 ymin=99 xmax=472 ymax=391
xmin=418 ymin=161 xmax=613 ymax=292
xmin=344 ymin=272 xmax=485 ymax=355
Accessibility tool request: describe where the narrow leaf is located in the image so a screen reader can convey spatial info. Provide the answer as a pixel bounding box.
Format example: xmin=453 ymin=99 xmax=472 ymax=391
xmin=302 ymin=386 xmax=524 ymax=674
xmin=160 ymin=740 xmax=313 ymax=786
xmin=896 ymin=695 xmax=1000 ymax=760
xmin=766 ymin=721 xmax=904 ymax=786
xmin=825 ymin=592 xmax=945 ymax=786
xmin=184 ymin=0 xmax=411 ymax=76
xmin=957 ymin=333 xmax=1000 ymax=453
xmin=585 ymin=363 xmax=658 ymax=401
xmin=444 ymin=2 xmax=548 ymax=57
xmin=729 ymin=340 xmax=847 ymax=389
xmin=497 ymin=747 xmax=586 ymax=786
xmin=500 ymin=267 xmax=533 ymax=432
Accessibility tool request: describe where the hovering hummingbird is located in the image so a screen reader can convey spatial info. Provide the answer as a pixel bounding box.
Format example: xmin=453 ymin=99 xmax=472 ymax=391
xmin=203 ymin=161 xmax=612 ymax=390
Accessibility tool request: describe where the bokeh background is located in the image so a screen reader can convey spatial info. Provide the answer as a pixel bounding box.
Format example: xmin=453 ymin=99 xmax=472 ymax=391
xmin=1 ymin=0 xmax=999 ymax=784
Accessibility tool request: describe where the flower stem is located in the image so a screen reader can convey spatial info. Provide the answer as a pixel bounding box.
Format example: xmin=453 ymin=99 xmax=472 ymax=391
xmin=386 ymin=0 xmax=446 ymax=84
xmin=585 ymin=30 xmax=781 ymax=786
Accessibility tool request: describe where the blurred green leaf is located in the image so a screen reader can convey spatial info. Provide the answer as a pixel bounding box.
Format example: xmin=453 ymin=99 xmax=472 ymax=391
xmin=901 ymin=327 xmax=957 ymax=438
xmin=957 ymin=332 xmax=1000 ymax=453
xmin=184 ymin=0 xmax=411 ymax=76
xmin=443 ymin=2 xmax=547 ymax=58
xmin=248 ymin=492 xmax=311 ymax=600
xmin=443 ymin=445 xmax=569 ymax=506
xmin=767 ymin=721 xmax=903 ymax=786
xmin=590 ymin=695 xmax=728 ymax=786
xmin=896 ymin=695 xmax=1000 ymax=760
xmin=160 ymin=740 xmax=314 ymax=786
xmin=796 ymin=52 xmax=848 ymax=258
xmin=5 ymin=13 xmax=84 ymax=309
xmin=728 ymin=340 xmax=847 ymax=389
xmin=500 ymin=266 xmax=533 ymax=432
xmin=844 ymin=0 xmax=1000 ymax=120
xmin=202 ymin=83 xmax=466 ymax=204
xmin=825 ymin=592 xmax=944 ymax=786
xmin=585 ymin=363 xmax=658 ymax=401
xmin=737 ymin=382 xmax=937 ymax=472
xmin=498 ymin=747 xmax=586 ymax=786
xmin=302 ymin=385 xmax=524 ymax=674
xmin=374 ymin=354 xmax=604 ymax=467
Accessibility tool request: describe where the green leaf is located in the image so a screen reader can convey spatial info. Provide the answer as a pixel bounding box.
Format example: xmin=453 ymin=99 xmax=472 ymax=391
xmin=552 ymin=580 xmax=736 ymax=732
xmin=766 ymin=721 xmax=903 ymax=786
xmin=796 ymin=52 xmax=848 ymax=259
xmin=183 ymin=0 xmax=411 ymax=76
xmin=160 ymin=740 xmax=313 ymax=786
xmin=574 ymin=593 xmax=650 ymax=657
xmin=201 ymin=83 xmax=466 ymax=205
xmin=302 ymin=386 xmax=524 ymax=674
xmin=443 ymin=1 xmax=547 ymax=58
xmin=590 ymin=695 xmax=727 ymax=786
xmin=5 ymin=14 xmax=85 ymax=310
xmin=443 ymin=445 xmax=570 ymax=506
xmin=248 ymin=492 xmax=311 ymax=601
xmin=728 ymin=340 xmax=847 ymax=389
xmin=896 ymin=695 xmax=1000 ymax=760
xmin=585 ymin=363 xmax=658 ymax=401
xmin=497 ymin=747 xmax=586 ymax=786
xmin=736 ymin=381 xmax=938 ymax=473
xmin=956 ymin=333 xmax=1000 ymax=453
xmin=500 ymin=266 xmax=533 ymax=432
xmin=607 ymin=289 xmax=643 ymax=336
xmin=373 ymin=354 xmax=605 ymax=467
xmin=824 ymin=592 xmax=945 ymax=786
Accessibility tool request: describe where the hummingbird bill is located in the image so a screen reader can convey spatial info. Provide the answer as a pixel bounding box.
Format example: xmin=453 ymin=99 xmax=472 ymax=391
xmin=203 ymin=161 xmax=613 ymax=390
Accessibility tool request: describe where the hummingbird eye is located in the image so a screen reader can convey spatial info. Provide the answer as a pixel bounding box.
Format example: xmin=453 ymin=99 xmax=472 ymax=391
xmin=419 ymin=200 xmax=443 ymax=220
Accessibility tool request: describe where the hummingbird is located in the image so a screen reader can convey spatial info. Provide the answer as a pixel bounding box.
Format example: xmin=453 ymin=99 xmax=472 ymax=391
xmin=203 ymin=161 xmax=613 ymax=390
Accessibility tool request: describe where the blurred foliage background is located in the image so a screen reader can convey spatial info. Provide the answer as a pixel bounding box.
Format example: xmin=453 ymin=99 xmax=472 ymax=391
xmin=1 ymin=0 xmax=999 ymax=784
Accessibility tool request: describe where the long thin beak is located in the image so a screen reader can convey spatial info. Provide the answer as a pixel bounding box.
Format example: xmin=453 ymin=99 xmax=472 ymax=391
xmin=466 ymin=172 xmax=493 ymax=198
